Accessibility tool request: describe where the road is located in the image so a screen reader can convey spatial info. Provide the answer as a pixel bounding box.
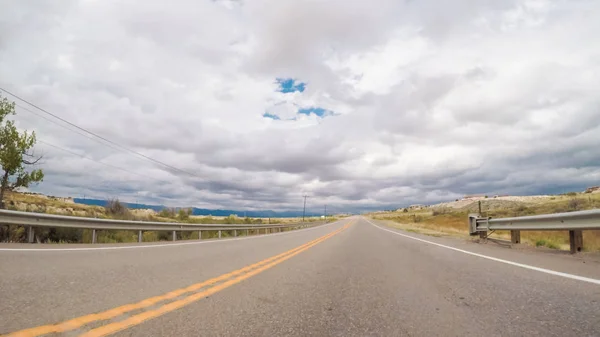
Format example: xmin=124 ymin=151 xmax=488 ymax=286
xmin=1 ymin=217 xmax=599 ymax=336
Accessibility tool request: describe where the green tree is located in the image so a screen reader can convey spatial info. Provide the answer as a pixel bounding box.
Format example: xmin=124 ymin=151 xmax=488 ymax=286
xmin=177 ymin=208 xmax=191 ymax=221
xmin=0 ymin=95 xmax=44 ymax=208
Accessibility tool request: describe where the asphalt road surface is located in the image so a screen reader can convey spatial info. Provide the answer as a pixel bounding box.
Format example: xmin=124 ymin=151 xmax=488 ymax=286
xmin=1 ymin=217 xmax=599 ymax=336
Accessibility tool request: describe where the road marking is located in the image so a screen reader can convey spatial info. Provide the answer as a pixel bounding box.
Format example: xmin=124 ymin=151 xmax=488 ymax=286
xmin=0 ymin=220 xmax=341 ymax=252
xmin=364 ymin=218 xmax=600 ymax=286
xmin=2 ymin=222 xmax=351 ymax=337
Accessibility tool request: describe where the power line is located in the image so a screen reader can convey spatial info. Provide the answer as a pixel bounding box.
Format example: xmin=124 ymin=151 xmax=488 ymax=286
xmin=38 ymin=139 xmax=164 ymax=183
xmin=14 ymin=103 xmax=183 ymax=185
xmin=14 ymin=102 xmax=130 ymax=155
xmin=0 ymin=87 xmax=203 ymax=180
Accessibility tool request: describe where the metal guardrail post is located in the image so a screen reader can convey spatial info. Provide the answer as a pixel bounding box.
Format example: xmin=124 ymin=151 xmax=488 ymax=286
xmin=570 ymin=230 xmax=583 ymax=253
xmin=511 ymin=230 xmax=520 ymax=244
xmin=198 ymin=230 xmax=202 ymax=240
xmin=172 ymin=231 xmax=176 ymax=241
xmin=92 ymin=229 xmax=97 ymax=244
xmin=218 ymin=230 xmax=222 ymax=239
xmin=468 ymin=214 xmax=480 ymax=236
xmin=138 ymin=230 xmax=143 ymax=243
xmin=246 ymin=229 xmax=249 ymax=236
xmin=233 ymin=229 xmax=237 ymax=237
xmin=27 ymin=226 xmax=34 ymax=243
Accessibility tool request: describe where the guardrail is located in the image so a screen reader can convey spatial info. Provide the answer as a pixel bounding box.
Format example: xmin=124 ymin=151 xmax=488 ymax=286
xmin=0 ymin=209 xmax=323 ymax=244
xmin=469 ymin=209 xmax=600 ymax=253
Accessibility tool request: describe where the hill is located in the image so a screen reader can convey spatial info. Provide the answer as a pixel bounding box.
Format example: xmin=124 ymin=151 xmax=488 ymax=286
xmin=73 ymin=198 xmax=322 ymax=218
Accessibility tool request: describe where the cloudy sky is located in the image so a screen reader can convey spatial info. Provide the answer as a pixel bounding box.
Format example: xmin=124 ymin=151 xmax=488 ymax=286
xmin=1 ymin=0 xmax=599 ymax=213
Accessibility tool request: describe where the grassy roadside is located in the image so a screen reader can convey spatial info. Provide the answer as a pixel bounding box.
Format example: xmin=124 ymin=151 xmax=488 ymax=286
xmin=0 ymin=192 xmax=329 ymax=244
xmin=370 ymin=193 xmax=600 ymax=252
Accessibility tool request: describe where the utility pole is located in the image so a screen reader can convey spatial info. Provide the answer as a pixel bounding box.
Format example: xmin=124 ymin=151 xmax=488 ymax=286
xmin=302 ymin=195 xmax=309 ymax=223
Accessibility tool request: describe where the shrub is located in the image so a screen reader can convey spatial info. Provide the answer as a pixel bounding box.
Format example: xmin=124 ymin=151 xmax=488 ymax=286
xmin=105 ymin=199 xmax=130 ymax=219
xmin=159 ymin=208 xmax=176 ymax=218
xmin=142 ymin=231 xmax=159 ymax=242
xmin=432 ymin=208 xmax=451 ymax=216
xmin=568 ymin=198 xmax=583 ymax=211
xmin=223 ymin=215 xmax=237 ymax=224
xmin=197 ymin=216 xmax=214 ymax=224
xmin=177 ymin=208 xmax=192 ymax=221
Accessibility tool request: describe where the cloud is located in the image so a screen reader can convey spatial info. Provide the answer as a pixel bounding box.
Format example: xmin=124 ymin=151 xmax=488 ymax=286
xmin=1 ymin=0 xmax=599 ymax=213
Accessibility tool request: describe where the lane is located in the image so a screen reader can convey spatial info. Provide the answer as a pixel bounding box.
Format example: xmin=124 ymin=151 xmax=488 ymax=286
xmin=0 ymin=219 xmax=349 ymax=335
xmin=2 ymin=216 xmax=599 ymax=336
xmin=121 ymin=217 xmax=600 ymax=337
xmin=366 ymin=218 xmax=600 ymax=283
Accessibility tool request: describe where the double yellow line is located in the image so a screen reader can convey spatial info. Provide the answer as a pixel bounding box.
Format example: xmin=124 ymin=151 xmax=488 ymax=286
xmin=4 ymin=222 xmax=352 ymax=337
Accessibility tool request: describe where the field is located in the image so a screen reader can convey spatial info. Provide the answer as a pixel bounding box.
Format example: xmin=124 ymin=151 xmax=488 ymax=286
xmin=370 ymin=192 xmax=600 ymax=252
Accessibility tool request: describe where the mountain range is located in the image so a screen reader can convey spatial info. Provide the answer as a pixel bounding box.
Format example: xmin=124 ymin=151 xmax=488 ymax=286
xmin=73 ymin=198 xmax=323 ymax=218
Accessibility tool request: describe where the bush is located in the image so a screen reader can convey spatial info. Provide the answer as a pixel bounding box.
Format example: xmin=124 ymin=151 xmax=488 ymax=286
xmin=178 ymin=208 xmax=192 ymax=221
xmin=143 ymin=231 xmax=159 ymax=242
xmin=223 ymin=215 xmax=238 ymax=224
xmin=432 ymin=208 xmax=451 ymax=216
xmin=568 ymin=198 xmax=583 ymax=211
xmin=105 ymin=199 xmax=130 ymax=219
xmin=197 ymin=216 xmax=214 ymax=224
xmin=159 ymin=208 xmax=176 ymax=218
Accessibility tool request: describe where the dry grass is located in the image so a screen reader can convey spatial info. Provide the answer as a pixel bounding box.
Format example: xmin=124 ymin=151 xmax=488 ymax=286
xmin=2 ymin=191 xmax=335 ymax=243
xmin=371 ymin=193 xmax=600 ymax=252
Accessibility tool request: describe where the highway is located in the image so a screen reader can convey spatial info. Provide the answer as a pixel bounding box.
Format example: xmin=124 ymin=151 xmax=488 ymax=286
xmin=1 ymin=217 xmax=599 ymax=336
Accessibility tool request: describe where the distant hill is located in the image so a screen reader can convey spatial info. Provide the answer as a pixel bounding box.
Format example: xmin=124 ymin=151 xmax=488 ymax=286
xmin=73 ymin=198 xmax=321 ymax=218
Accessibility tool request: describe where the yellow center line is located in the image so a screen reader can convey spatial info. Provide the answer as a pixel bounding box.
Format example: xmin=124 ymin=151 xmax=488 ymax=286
xmin=3 ymin=221 xmax=352 ymax=337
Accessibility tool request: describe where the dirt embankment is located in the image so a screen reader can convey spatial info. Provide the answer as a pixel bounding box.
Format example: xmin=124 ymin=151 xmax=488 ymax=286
xmin=432 ymin=195 xmax=554 ymax=210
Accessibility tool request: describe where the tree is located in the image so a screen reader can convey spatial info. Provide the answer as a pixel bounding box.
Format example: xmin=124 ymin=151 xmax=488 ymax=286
xmin=105 ymin=198 xmax=130 ymax=219
xmin=177 ymin=208 xmax=191 ymax=221
xmin=0 ymin=95 xmax=44 ymax=208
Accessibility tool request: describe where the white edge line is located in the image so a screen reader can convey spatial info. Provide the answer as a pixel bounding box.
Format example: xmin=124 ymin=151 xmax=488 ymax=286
xmin=363 ymin=217 xmax=600 ymax=286
xmin=0 ymin=220 xmax=344 ymax=252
